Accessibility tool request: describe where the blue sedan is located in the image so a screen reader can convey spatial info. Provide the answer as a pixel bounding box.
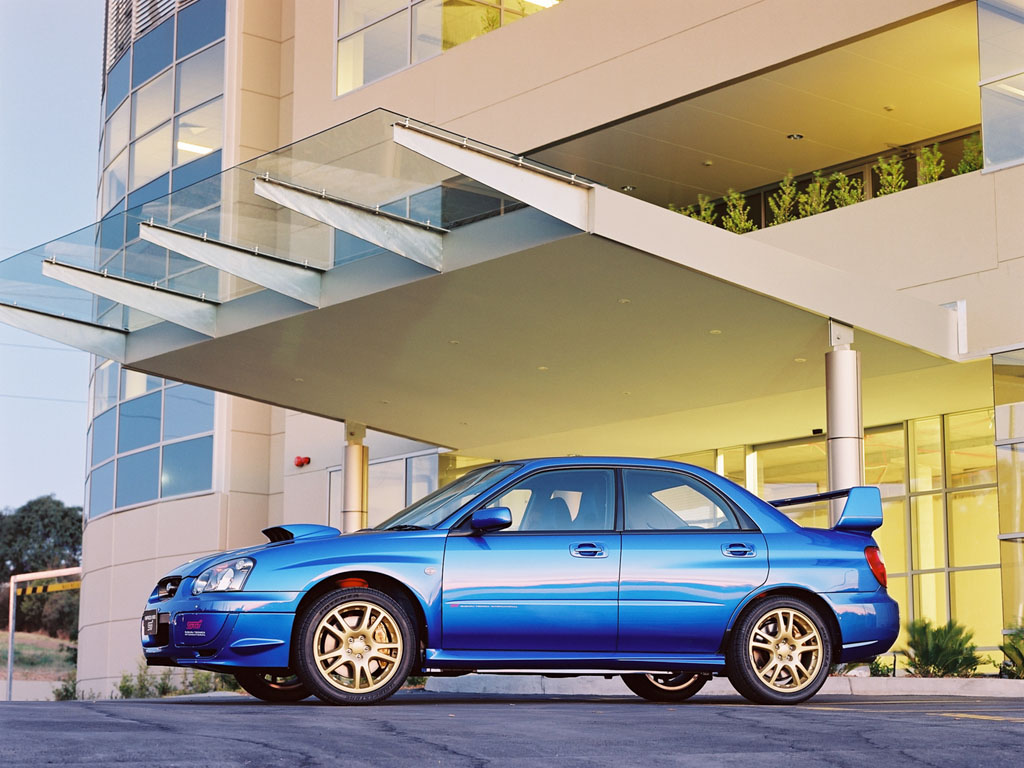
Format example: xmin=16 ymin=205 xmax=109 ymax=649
xmin=141 ymin=457 xmax=897 ymax=705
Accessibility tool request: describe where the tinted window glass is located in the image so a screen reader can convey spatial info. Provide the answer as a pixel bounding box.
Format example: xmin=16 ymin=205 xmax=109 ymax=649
xmin=177 ymin=0 xmax=226 ymax=57
xmin=106 ymin=53 xmax=130 ymax=116
xmin=132 ymin=19 xmax=174 ymax=87
xmin=624 ymin=469 xmax=739 ymax=531
xmin=116 ymin=448 xmax=160 ymax=507
xmin=127 ymin=173 xmax=170 ymax=209
xmin=90 ymin=461 xmax=115 ymax=518
xmin=161 ymin=436 xmax=213 ymax=497
xmin=176 ymin=42 xmax=224 ymax=112
xmin=485 ymin=469 xmax=615 ymax=532
xmin=164 ymin=385 xmax=214 ymax=439
xmin=174 ymin=98 xmax=223 ymax=165
xmin=132 ymin=69 xmax=173 ymax=139
xmin=172 ymin=150 xmax=222 ymax=191
xmin=118 ymin=391 xmax=162 ymax=452
xmin=92 ymin=408 xmax=116 ymax=466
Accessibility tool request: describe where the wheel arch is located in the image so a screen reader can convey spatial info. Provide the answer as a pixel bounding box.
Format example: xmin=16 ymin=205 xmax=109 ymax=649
xmin=725 ymin=587 xmax=843 ymax=663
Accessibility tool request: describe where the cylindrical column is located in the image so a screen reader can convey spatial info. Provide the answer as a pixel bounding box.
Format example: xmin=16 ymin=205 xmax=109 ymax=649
xmin=826 ymin=346 xmax=864 ymax=524
xmin=342 ymin=423 xmax=368 ymax=533
xmin=6 ymin=577 xmax=15 ymax=702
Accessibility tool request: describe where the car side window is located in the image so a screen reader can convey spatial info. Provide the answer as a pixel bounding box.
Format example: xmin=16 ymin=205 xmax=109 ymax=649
xmin=623 ymin=469 xmax=740 ymax=531
xmin=484 ymin=469 xmax=615 ymax=532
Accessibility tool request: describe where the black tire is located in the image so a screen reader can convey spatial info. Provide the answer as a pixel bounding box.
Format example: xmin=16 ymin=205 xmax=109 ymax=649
xmin=726 ymin=595 xmax=833 ymax=705
xmin=234 ymin=669 xmax=311 ymax=702
xmin=294 ymin=587 xmax=417 ymax=705
xmin=622 ymin=672 xmax=710 ymax=702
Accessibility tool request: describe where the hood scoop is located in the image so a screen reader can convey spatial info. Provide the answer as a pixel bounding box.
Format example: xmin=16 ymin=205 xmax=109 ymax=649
xmin=262 ymin=524 xmax=342 ymax=543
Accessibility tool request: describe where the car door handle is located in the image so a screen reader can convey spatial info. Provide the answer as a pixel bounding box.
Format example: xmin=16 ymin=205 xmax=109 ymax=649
xmin=722 ymin=542 xmax=756 ymax=558
xmin=570 ymin=542 xmax=607 ymax=558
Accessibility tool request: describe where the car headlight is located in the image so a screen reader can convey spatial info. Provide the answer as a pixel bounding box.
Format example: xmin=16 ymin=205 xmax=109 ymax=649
xmin=192 ymin=557 xmax=254 ymax=595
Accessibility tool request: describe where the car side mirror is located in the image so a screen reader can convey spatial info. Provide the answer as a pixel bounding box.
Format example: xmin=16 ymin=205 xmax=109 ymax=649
xmin=470 ymin=507 xmax=513 ymax=533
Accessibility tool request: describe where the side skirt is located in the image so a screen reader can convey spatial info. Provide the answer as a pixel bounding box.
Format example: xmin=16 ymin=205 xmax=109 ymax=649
xmin=422 ymin=649 xmax=725 ymax=674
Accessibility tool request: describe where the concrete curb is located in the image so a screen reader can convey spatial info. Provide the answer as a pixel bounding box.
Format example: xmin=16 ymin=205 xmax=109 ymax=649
xmin=425 ymin=674 xmax=1024 ymax=699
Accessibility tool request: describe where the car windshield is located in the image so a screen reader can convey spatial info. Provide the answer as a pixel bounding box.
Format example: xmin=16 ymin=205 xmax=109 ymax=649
xmin=376 ymin=464 xmax=521 ymax=530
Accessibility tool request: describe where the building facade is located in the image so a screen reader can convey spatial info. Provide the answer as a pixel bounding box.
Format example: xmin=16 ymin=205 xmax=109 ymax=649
xmin=1 ymin=0 xmax=1023 ymax=694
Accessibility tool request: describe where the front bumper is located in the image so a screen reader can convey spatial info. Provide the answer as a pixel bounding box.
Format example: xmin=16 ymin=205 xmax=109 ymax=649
xmin=141 ymin=588 xmax=302 ymax=671
xmin=823 ymin=588 xmax=900 ymax=663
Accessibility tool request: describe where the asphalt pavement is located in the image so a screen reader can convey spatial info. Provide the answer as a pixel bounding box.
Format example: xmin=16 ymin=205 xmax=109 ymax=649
xmin=1 ymin=690 xmax=1022 ymax=767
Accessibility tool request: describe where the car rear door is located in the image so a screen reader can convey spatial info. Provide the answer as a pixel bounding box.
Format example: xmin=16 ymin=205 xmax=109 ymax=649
xmin=617 ymin=468 xmax=768 ymax=655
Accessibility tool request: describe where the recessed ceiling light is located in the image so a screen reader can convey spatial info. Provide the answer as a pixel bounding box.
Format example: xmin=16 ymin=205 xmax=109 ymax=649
xmin=709 ymin=329 xmax=723 ymax=335
xmin=537 ymin=365 xmax=549 ymax=372
xmin=794 ymin=357 xmax=807 ymax=363
xmin=293 ymin=377 xmax=304 ymax=383
xmin=622 ymin=391 xmax=631 ymax=396
xmin=702 ymin=159 xmax=714 ymax=167
xmin=379 ymin=399 xmax=390 ymax=404
xmin=621 ymin=184 xmax=637 ymax=192
xmin=883 ymin=105 xmax=895 ymax=112
xmin=447 ymin=339 xmax=460 ymax=345
xmin=786 ymin=133 xmax=804 ymax=141
xmin=617 ymin=298 xmax=631 ymax=305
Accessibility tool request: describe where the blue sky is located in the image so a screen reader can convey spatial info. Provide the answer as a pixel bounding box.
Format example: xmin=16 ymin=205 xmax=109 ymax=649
xmin=0 ymin=0 xmax=105 ymax=510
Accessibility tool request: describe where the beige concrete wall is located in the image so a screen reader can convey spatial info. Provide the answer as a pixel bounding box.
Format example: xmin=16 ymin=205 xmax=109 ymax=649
xmin=289 ymin=0 xmax=954 ymax=151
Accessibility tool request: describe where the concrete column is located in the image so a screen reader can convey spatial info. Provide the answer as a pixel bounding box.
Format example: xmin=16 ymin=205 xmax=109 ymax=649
xmin=825 ymin=321 xmax=864 ymax=524
xmin=342 ymin=422 xmax=368 ymax=532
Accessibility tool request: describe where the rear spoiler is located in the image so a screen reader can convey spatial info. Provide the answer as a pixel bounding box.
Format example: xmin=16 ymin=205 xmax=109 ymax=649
xmin=769 ymin=486 xmax=883 ymax=534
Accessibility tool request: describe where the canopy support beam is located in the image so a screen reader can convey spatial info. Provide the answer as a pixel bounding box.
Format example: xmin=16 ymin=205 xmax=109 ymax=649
xmin=0 ymin=303 xmax=126 ymax=361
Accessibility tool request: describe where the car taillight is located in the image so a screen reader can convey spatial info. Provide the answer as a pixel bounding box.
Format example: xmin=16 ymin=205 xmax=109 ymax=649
xmin=865 ymin=546 xmax=887 ymax=588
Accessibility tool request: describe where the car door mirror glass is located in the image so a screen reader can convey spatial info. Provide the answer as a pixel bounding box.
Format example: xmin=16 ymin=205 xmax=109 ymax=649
xmin=471 ymin=507 xmax=513 ymax=532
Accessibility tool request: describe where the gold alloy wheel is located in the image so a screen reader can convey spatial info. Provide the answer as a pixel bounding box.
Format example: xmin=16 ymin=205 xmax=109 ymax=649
xmin=645 ymin=673 xmax=701 ymax=691
xmin=311 ymin=600 xmax=404 ymax=694
xmin=747 ymin=607 xmax=823 ymax=693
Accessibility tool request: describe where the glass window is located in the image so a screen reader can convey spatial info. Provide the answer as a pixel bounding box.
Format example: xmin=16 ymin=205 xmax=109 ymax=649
xmin=106 ymin=53 xmax=130 ymax=116
xmin=909 ymin=417 xmax=942 ymax=493
xmin=945 ymin=410 xmax=996 ymax=487
xmin=911 ymin=493 xmax=945 ymax=571
xmin=369 ymin=458 xmax=407 ymax=527
xmin=116 ymin=447 xmax=160 ymax=507
xmin=93 ymin=360 xmax=119 ymax=415
xmin=99 ymin=214 xmax=126 ymax=260
xmin=913 ymin=572 xmax=948 ymax=625
xmin=174 ymin=98 xmax=223 ymax=165
xmin=120 ymin=369 xmax=162 ymax=401
xmin=875 ymin=499 xmax=908 ymax=575
xmin=718 ymin=446 xmax=746 ymax=487
xmin=337 ymin=10 xmax=410 ymax=95
xmin=997 ymin=444 xmax=1024 ymax=534
xmin=89 ymin=461 xmax=115 ymax=518
xmin=118 ymin=391 xmax=162 ymax=452
xmin=132 ymin=18 xmax=174 ymax=87
xmin=978 ymin=0 xmax=1024 ymax=82
xmin=981 ymin=77 xmax=1024 ymax=168
xmin=624 ymin=469 xmax=739 ymax=531
xmin=407 ymin=453 xmax=438 ymax=504
xmin=412 ymin=0 xmax=500 ymax=63
xmin=1001 ymin=538 xmax=1024 ymax=629
xmin=666 ymin=450 xmax=715 ymax=472
xmin=102 ymin=150 xmax=129 ymax=215
xmin=865 ymin=425 xmax=906 ymax=498
xmin=950 ymin=568 xmax=1002 ymax=647
xmin=132 ymin=69 xmax=173 ymax=140
xmin=486 ymin=469 xmax=615 ymax=532
xmin=130 ymin=121 xmax=172 ymax=189
xmin=993 ymin=349 xmax=1024 ymax=441
xmin=378 ymin=463 xmax=519 ymax=529
xmin=172 ymin=150 xmax=222 ymax=191
xmin=163 ymin=384 xmax=214 ymax=439
xmin=175 ymin=42 xmax=225 ymax=113
xmin=887 ymin=574 xmax=910 ymax=649
xmin=339 ymin=0 xmax=406 ymax=35
xmin=92 ymin=408 xmax=117 ymax=466
xmin=123 ymin=240 xmax=169 ymax=284
xmin=161 ymin=436 xmax=213 ymax=497
xmin=177 ymin=0 xmax=226 ymax=58
xmin=127 ymin=173 xmax=170 ymax=209
xmin=104 ymin=100 xmax=130 ymax=167
xmin=948 ymin=488 xmax=1000 ymax=568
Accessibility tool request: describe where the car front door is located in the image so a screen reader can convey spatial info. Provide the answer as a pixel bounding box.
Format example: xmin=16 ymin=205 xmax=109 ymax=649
xmin=441 ymin=467 xmax=621 ymax=652
xmin=618 ymin=468 xmax=768 ymax=655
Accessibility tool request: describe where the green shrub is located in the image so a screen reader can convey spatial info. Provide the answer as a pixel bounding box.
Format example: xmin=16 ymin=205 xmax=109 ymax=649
xmin=999 ymin=627 xmax=1024 ymax=679
xmin=797 ymin=171 xmax=832 ymax=217
xmin=53 ymin=673 xmax=79 ymax=701
xmin=767 ymin=172 xmax=798 ymax=226
xmin=874 ymin=155 xmax=908 ymax=196
xmin=669 ymin=193 xmax=717 ymax=226
xmin=721 ymin=189 xmax=757 ymax=233
xmin=953 ymin=133 xmax=983 ymax=175
xmin=869 ymin=657 xmax=893 ymax=677
xmin=830 ymin=171 xmax=864 ymax=207
xmin=917 ymin=143 xmax=944 ymax=185
xmin=904 ymin=619 xmax=983 ymax=677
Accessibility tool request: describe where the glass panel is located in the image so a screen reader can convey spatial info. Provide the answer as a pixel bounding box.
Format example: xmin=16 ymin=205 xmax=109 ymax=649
xmin=176 ymin=42 xmax=225 ymax=113
xmin=865 ymin=425 xmax=906 ymax=498
xmin=337 ymin=11 xmax=410 ymax=95
xmin=504 ymin=0 xmax=560 ymax=15
xmin=92 ymin=408 xmax=117 ymax=466
xmin=948 ymin=488 xmax=1000 ymax=568
xmin=106 ymin=53 xmax=130 ymax=116
xmin=887 ymin=574 xmax=910 ymax=650
xmin=102 ymin=150 xmax=129 ymax=215
xmin=174 ymin=98 xmax=223 ymax=165
xmin=997 ymin=444 xmax=1024 ymax=534
xmin=437 ymin=454 xmax=495 ymax=486
xmin=161 ymin=436 xmax=213 ymax=497
xmin=120 ymin=369 xmax=162 ymax=401
xmin=485 ymin=469 xmax=615 ymax=532
xmin=172 ymin=150 xmax=222 ymax=191
xmin=130 ymin=121 xmax=172 ymax=189
xmin=127 ymin=173 xmax=170 ymax=209
xmin=757 ymin=438 xmax=826 ymax=500
xmin=118 ymin=391 xmax=162 ymax=452
xmin=412 ymin=0 xmax=500 ymax=63
xmin=339 ymin=0 xmax=407 ymax=35
xmin=99 ymin=214 xmax=126 ymax=260
xmin=978 ymin=0 xmax=1024 ymax=81
xmin=407 ymin=453 xmax=438 ymax=504
xmin=624 ymin=469 xmax=738 ymax=531
xmin=132 ymin=18 xmax=174 ymax=87
xmin=369 ymin=458 xmax=407 ymax=527
xmin=913 ymin=572 xmax=948 ymax=625
xmin=116 ymin=447 xmax=160 ymax=507
xmin=909 ymin=417 xmax=942 ymax=493
xmin=132 ymin=69 xmax=173 ymax=139
xmin=104 ymin=100 xmax=130 ymax=167
xmin=666 ymin=449 xmax=715 ymax=472
xmin=981 ymin=76 xmax=1024 ymax=168
xmin=93 ymin=360 xmax=119 ymax=415
xmin=945 ymin=410 xmax=996 ymax=488
xmin=163 ymin=384 xmax=215 ymax=439
xmin=1001 ymin=538 xmax=1024 ymax=628
xmin=89 ymin=461 xmax=115 ymax=519
xmin=993 ymin=350 xmax=1024 ymax=441
xmin=123 ymin=239 xmax=169 ymax=284
xmin=718 ymin=446 xmax=745 ymax=487
xmin=875 ymin=499 xmax=908 ymax=575
xmin=950 ymin=568 xmax=1003 ymax=647
xmin=177 ymin=0 xmax=226 ymax=57
xmin=911 ymin=493 xmax=945 ymax=570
